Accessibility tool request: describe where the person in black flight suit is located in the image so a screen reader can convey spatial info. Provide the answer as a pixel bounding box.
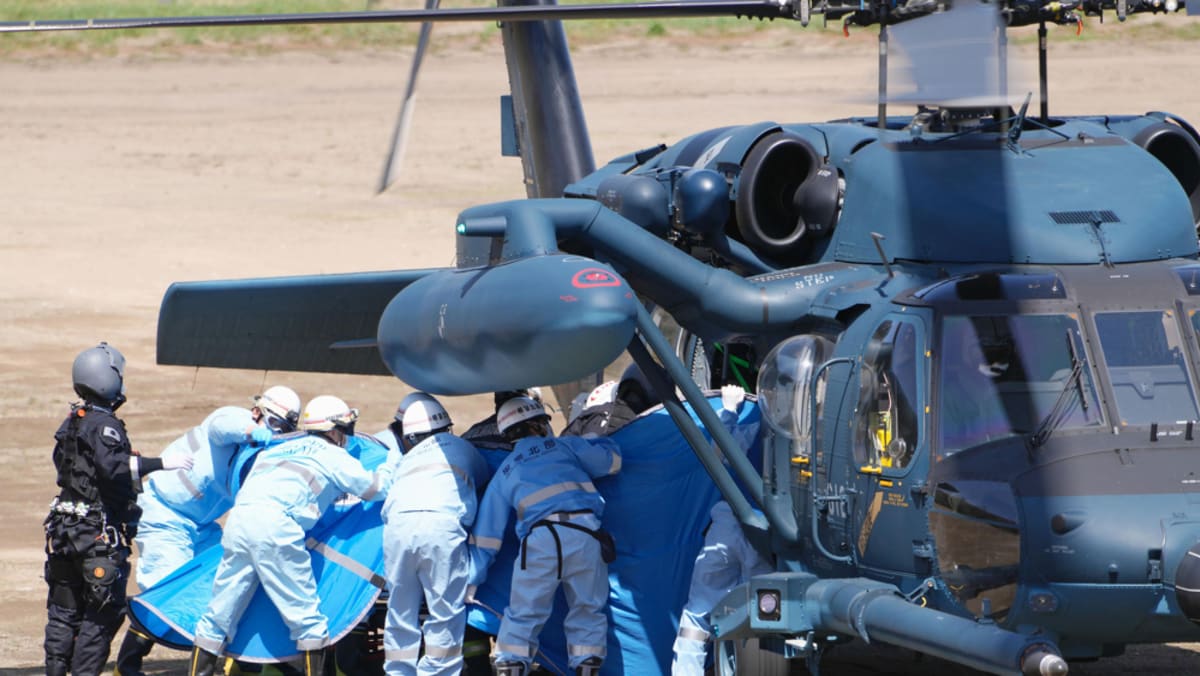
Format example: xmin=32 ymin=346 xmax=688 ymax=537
xmin=43 ymin=342 xmax=192 ymax=676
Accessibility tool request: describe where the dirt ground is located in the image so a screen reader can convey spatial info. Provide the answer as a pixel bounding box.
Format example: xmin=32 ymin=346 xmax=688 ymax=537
xmin=1 ymin=15 xmax=1199 ymax=674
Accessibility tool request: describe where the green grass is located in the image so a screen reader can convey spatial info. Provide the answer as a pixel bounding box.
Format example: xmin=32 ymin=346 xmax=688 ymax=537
xmin=0 ymin=1 xmax=426 ymax=55
xmin=0 ymin=0 xmax=1195 ymax=58
xmin=1004 ymin=11 xmax=1200 ymax=45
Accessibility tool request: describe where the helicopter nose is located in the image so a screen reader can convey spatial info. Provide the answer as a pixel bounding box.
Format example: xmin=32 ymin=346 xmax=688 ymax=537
xmin=1175 ymin=542 xmax=1200 ymax=625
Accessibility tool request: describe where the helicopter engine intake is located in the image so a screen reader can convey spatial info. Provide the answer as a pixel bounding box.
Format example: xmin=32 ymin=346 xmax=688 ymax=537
xmin=1175 ymin=542 xmax=1200 ymax=625
xmin=735 ymin=131 xmax=840 ymax=265
xmin=1130 ymin=119 xmax=1200 ymax=227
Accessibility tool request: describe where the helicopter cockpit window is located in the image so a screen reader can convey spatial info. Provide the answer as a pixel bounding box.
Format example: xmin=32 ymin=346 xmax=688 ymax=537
xmin=757 ymin=335 xmax=834 ymax=458
xmin=938 ymin=314 xmax=1102 ymax=456
xmin=1095 ymin=310 xmax=1199 ymax=426
xmin=855 ymin=321 xmax=920 ymax=471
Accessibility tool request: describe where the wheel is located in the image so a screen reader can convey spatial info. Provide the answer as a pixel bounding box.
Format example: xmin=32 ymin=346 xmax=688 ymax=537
xmin=732 ymin=637 xmax=793 ymax=676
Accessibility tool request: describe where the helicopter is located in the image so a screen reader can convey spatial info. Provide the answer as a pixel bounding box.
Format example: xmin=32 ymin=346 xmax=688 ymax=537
xmin=7 ymin=0 xmax=1200 ymax=674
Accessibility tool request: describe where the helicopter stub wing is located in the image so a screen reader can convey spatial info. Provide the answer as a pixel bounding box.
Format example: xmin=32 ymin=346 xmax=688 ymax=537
xmin=157 ymin=269 xmax=437 ymax=375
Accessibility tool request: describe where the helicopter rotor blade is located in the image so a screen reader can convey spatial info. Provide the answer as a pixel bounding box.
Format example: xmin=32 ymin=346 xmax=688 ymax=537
xmin=884 ymin=0 xmax=1031 ymax=108
xmin=0 ymin=1 xmax=803 ymax=33
xmin=377 ymin=0 xmax=440 ymax=194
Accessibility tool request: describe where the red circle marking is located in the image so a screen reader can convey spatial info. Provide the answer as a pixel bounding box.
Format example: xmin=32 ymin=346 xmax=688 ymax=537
xmin=571 ymin=267 xmax=621 ymax=288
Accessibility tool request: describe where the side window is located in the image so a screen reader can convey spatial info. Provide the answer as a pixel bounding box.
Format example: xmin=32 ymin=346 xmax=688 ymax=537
xmin=855 ymin=320 xmax=920 ymax=472
xmin=658 ymin=306 xmax=759 ymax=393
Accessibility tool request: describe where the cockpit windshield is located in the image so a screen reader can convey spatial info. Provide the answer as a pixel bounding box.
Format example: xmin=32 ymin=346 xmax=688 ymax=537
xmin=1095 ymin=310 xmax=1199 ymax=426
xmin=938 ymin=314 xmax=1102 ymax=455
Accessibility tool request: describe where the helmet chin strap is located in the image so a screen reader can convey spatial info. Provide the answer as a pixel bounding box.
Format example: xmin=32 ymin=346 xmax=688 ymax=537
xmin=316 ymin=428 xmax=347 ymax=448
xmin=264 ymin=413 xmax=294 ymax=433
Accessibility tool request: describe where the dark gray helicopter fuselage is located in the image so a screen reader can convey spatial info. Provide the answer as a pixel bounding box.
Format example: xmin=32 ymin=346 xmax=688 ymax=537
xmin=549 ymin=111 xmax=1200 ymax=660
xmin=779 ymin=258 xmax=1200 ymax=658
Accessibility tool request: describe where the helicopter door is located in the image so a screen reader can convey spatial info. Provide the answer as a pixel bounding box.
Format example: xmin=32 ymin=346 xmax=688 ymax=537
xmin=850 ymin=317 xmax=931 ymax=575
xmin=756 ymin=334 xmax=854 ymax=567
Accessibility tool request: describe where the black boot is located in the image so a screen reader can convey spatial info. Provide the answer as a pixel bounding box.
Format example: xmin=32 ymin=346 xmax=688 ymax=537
xmin=189 ymin=646 xmax=220 ymax=676
xmin=115 ymin=628 xmax=155 ymax=676
xmin=492 ymin=660 xmax=527 ymax=676
xmin=294 ymin=648 xmax=326 ymax=676
xmin=44 ymin=657 xmax=69 ymax=676
xmin=575 ymin=656 xmax=603 ymax=676
xmin=463 ymin=625 xmax=493 ymax=674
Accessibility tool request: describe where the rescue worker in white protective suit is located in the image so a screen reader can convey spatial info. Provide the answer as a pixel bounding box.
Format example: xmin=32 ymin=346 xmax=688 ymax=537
xmin=671 ymin=385 xmax=772 ymax=675
xmin=189 ymin=395 xmax=392 ymax=676
xmin=467 ymin=397 xmax=622 ymax=676
xmin=373 ymin=391 xmax=438 ymax=454
xmin=382 ymin=395 xmax=490 ymax=676
xmin=115 ymin=386 xmax=301 ymax=676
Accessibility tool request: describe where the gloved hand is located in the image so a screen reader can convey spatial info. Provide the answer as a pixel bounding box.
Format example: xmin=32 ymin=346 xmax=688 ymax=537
xmin=162 ymin=453 xmax=194 ymax=472
xmin=250 ymin=425 xmax=273 ymax=445
xmin=465 ymin=585 xmax=478 ymax=605
xmin=721 ymin=384 xmax=745 ymax=413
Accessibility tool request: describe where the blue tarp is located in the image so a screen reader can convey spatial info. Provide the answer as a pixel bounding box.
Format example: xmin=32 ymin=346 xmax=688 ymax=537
xmin=129 ymin=398 xmax=761 ymax=674
xmin=129 ymin=435 xmax=391 ymax=662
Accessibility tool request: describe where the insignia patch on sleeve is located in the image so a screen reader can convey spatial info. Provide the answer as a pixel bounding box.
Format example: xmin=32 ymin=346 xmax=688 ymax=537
xmin=103 ymin=426 xmax=123 ymax=443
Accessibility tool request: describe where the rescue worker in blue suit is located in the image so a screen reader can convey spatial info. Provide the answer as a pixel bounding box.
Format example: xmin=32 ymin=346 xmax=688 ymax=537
xmin=383 ymin=395 xmax=490 ymax=676
xmin=115 ymin=385 xmax=301 ymax=676
xmin=467 ymin=396 xmax=622 ymax=676
xmin=43 ymin=343 xmax=192 ymax=676
xmin=373 ymin=391 xmax=438 ymax=454
xmin=671 ymin=385 xmax=772 ymax=675
xmin=189 ymin=395 xmax=392 ymax=676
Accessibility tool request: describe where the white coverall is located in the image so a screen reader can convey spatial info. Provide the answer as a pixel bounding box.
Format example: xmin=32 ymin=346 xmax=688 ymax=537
xmin=671 ymin=501 xmax=771 ymax=675
xmin=192 ymin=433 xmax=391 ymax=654
xmin=134 ymin=406 xmax=255 ymax=590
xmin=382 ymin=432 xmax=490 ymax=676
xmin=672 ymin=398 xmax=770 ymax=675
xmin=468 ymin=435 xmax=622 ymax=671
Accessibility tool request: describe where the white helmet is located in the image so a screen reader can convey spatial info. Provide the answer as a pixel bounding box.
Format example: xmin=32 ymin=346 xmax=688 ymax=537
xmin=299 ymin=395 xmax=359 ymax=432
xmin=497 ymin=396 xmax=549 ymax=434
xmin=584 ymin=381 xmax=618 ymax=410
xmin=401 ymin=397 xmax=452 ymax=436
xmin=394 ymin=391 xmax=437 ymax=423
xmin=254 ymin=385 xmax=301 ymax=430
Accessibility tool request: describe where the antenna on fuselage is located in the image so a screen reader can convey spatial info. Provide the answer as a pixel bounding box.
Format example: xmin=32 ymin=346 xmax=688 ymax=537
xmin=878 ymin=3 xmax=890 ymax=131
xmin=870 ymin=231 xmax=895 ymax=278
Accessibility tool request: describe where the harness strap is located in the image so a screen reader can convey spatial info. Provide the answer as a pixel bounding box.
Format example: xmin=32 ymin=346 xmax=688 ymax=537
xmin=521 ymin=515 xmax=603 ymax=580
xmin=521 ymin=519 xmax=565 ymax=580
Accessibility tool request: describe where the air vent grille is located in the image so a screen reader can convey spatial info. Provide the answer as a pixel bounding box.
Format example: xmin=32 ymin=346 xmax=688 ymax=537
xmin=1049 ymin=210 xmax=1120 ymax=225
